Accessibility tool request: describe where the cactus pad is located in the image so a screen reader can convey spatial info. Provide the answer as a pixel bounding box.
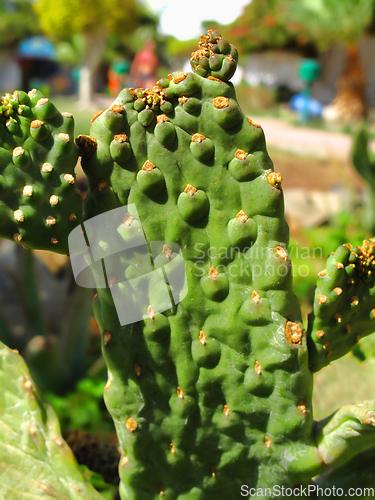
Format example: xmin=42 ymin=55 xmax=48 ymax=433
xmin=0 ymin=341 xmax=105 ymax=499
xmin=0 ymin=90 xmax=82 ymax=254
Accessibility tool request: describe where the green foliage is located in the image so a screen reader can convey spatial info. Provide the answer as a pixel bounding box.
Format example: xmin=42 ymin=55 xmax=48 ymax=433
xmin=0 ymin=0 xmax=39 ymax=48
xmin=34 ymin=0 xmax=142 ymax=41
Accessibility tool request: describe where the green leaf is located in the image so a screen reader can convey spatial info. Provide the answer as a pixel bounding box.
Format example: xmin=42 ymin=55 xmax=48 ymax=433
xmin=0 ymin=341 xmax=105 ymax=500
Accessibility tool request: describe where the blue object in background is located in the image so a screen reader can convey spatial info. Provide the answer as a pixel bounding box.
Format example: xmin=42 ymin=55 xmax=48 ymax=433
xmin=289 ymin=93 xmax=323 ymax=119
xmin=18 ymin=36 xmax=55 ymax=60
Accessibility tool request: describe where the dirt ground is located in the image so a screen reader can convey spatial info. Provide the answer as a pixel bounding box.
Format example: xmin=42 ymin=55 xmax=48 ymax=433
xmin=268 ymin=147 xmax=364 ymax=192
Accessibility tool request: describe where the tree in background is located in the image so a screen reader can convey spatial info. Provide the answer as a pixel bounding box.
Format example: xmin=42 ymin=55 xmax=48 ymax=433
xmin=220 ymin=0 xmax=374 ymax=122
xmin=34 ymin=0 xmax=155 ymax=108
xmin=0 ymin=0 xmax=39 ymax=49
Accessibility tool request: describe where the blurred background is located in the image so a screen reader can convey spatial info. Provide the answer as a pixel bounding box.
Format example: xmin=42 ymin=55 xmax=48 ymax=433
xmin=2 ymin=1 xmax=375 ymax=497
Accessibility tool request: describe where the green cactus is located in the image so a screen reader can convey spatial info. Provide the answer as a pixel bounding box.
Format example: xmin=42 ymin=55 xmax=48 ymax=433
xmin=352 ymin=124 xmax=375 ymax=233
xmin=1 ymin=29 xmax=375 ymax=499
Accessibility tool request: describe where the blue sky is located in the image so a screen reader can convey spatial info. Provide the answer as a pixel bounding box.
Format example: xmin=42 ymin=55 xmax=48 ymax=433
xmin=144 ymin=1 xmax=251 ymax=41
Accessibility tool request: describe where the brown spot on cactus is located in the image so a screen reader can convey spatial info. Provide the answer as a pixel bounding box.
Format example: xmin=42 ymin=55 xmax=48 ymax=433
xmin=64 ymin=173 xmax=75 ymax=184
xmin=255 ymin=361 xmax=262 ymax=375
xmin=274 ymin=246 xmax=288 ymax=261
xmin=334 ymin=287 xmax=343 ymax=295
xmin=58 ymin=133 xmax=69 ymax=142
xmin=143 ymin=160 xmax=155 ymax=171
xmin=14 ymin=210 xmax=24 ymax=222
xmin=267 ymin=172 xmax=282 ymax=189
xmin=62 ymin=112 xmax=73 ymax=118
xmin=199 ymin=331 xmax=207 ymax=345
xmin=49 ymin=195 xmax=59 ymax=205
xmin=316 ymin=330 xmax=325 ymax=338
xmin=323 ymin=342 xmax=329 ymax=350
xmin=104 ymin=330 xmax=112 ymax=345
xmin=126 ymin=418 xmax=138 ymax=432
xmin=37 ymin=98 xmax=49 ymax=106
xmin=162 ymin=245 xmax=172 ymax=259
xmin=31 ymin=119 xmax=44 ymax=129
xmin=55 ymin=437 xmax=63 ymax=446
xmin=46 ymin=216 xmax=56 ymax=225
xmin=147 ymin=305 xmax=155 ymax=319
xmin=209 ymin=267 xmax=219 ymax=279
xmin=177 ymin=386 xmax=184 ymax=399
xmin=265 ymin=436 xmax=272 ymax=448
xmin=13 ymin=233 xmax=22 ymax=242
xmin=285 ymin=321 xmax=303 ymax=345
xmin=23 ymin=185 xmax=33 ymax=197
xmin=223 ymin=405 xmax=230 ymax=416
xmin=335 ymin=262 xmax=344 ymax=269
xmin=178 ymin=96 xmax=189 ymax=104
xmin=42 ymin=163 xmax=53 ymax=173
xmin=184 ymin=184 xmax=197 ymax=196
xmin=251 ymin=291 xmax=260 ymax=304
xmin=91 ymin=109 xmax=105 ymax=123
xmin=169 ymin=443 xmax=176 ymax=454
xmin=334 ymin=313 xmax=342 ymax=323
xmin=211 ymin=467 xmax=216 ymax=477
xmin=69 ymin=213 xmax=77 ymax=221
xmin=157 ymin=114 xmax=169 ymax=123
xmin=112 ymin=104 xmax=125 ymax=114
xmin=318 ymin=295 xmax=327 ymax=304
xmin=192 ymin=133 xmax=205 ymax=143
xmin=13 ymin=146 xmax=24 ymax=157
xmin=348 ymin=278 xmax=355 ymax=285
xmin=248 ymin=117 xmax=261 ymax=128
xmin=123 ymin=213 xmax=134 ymax=226
xmin=38 ymin=483 xmax=49 ymax=492
xmin=318 ymin=270 xmax=327 ymax=277
xmin=28 ymin=422 xmax=37 ymax=435
xmin=107 ymin=274 xmax=118 ymax=287
xmin=134 ymin=363 xmax=142 ymax=377
xmin=50 ymin=238 xmax=58 ymax=245
xmin=236 ymin=210 xmax=248 ymax=223
xmin=351 ymin=296 xmax=359 ymax=305
xmin=28 ymin=89 xmax=37 ymax=97
xmin=213 ymin=96 xmax=229 ymax=109
xmin=23 ymin=377 xmax=33 ymax=390
xmin=104 ymin=379 xmax=111 ymax=390
xmin=121 ymin=456 xmax=129 ymax=466
xmin=297 ymin=400 xmax=307 ymax=413
xmin=235 ymin=149 xmax=248 ymax=160
xmin=173 ymin=73 xmax=187 ymax=84
xmin=345 ymin=324 xmax=351 ymax=333
xmin=75 ymin=134 xmax=97 ymax=159
xmin=97 ymin=179 xmax=109 ymax=191
xmin=114 ymin=133 xmax=128 ymax=143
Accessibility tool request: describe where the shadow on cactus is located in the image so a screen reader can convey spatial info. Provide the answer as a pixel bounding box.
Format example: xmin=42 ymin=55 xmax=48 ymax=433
xmin=1 ymin=29 xmax=375 ymax=499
